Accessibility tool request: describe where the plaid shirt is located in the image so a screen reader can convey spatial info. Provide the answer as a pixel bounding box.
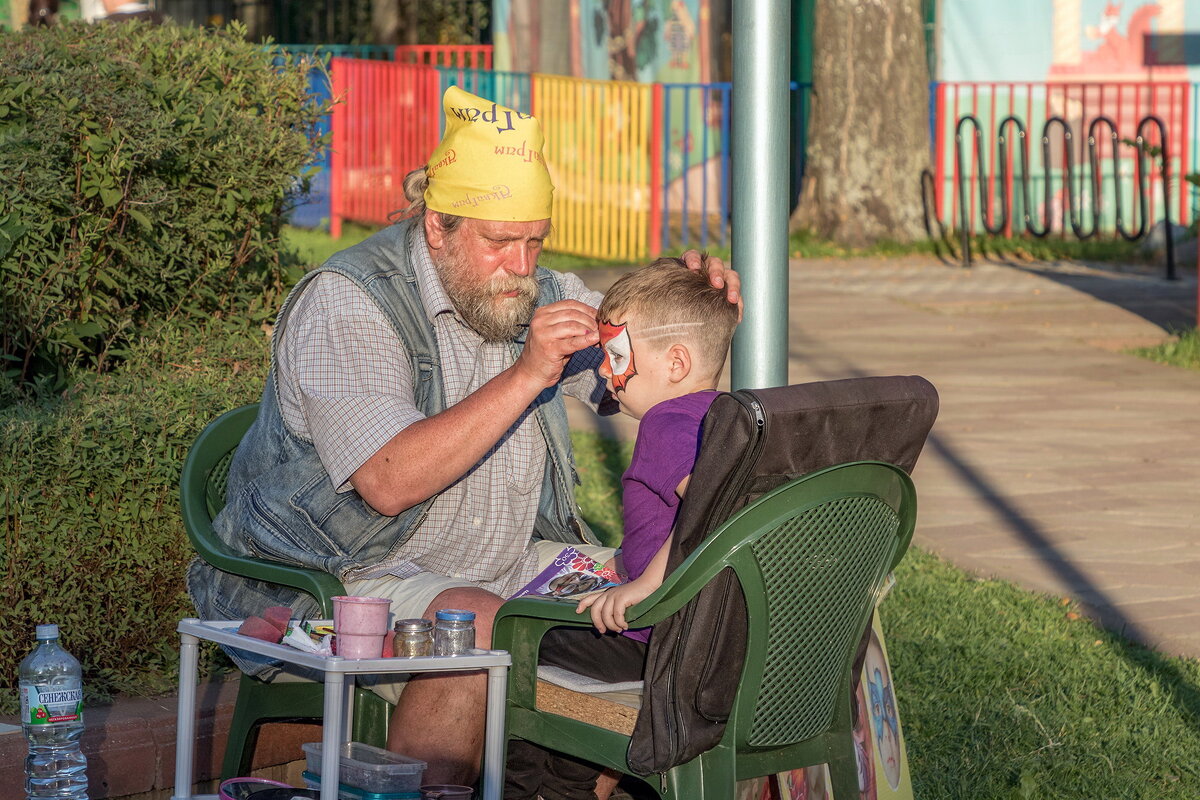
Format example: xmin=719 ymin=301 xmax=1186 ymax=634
xmin=275 ymin=225 xmax=606 ymax=594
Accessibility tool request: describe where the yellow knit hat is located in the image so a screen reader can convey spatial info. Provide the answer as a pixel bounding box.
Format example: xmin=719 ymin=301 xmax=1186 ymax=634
xmin=424 ymin=86 xmax=554 ymax=222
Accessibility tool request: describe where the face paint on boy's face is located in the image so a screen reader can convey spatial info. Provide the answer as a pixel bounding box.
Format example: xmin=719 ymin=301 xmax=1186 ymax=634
xmin=598 ymin=320 xmax=637 ymax=392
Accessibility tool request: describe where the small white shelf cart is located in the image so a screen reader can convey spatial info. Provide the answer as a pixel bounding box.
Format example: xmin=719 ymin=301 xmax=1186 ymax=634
xmin=171 ymin=618 xmax=512 ymax=800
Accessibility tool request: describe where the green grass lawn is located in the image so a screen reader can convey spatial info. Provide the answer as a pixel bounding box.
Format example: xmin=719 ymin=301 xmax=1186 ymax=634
xmin=284 ymin=222 xmax=1159 ymax=273
xmin=570 ymin=430 xmax=1200 ymax=799
xmin=1132 ymin=328 xmax=1200 ymax=372
xmin=282 ymin=223 xmax=638 ymax=272
xmin=282 ymin=222 xmax=378 ymax=266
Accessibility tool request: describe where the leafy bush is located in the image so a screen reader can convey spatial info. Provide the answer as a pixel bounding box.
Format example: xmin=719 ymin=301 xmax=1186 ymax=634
xmin=0 ymin=321 xmax=269 ymax=713
xmin=0 ymin=21 xmax=324 ymax=392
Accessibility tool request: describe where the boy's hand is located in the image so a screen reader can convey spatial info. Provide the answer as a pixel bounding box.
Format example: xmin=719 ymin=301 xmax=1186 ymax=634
xmin=575 ymin=579 xmax=655 ymax=634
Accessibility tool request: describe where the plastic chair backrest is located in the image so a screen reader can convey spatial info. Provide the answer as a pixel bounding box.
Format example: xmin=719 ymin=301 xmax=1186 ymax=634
xmin=181 ymin=403 xmax=348 ymax=618
xmin=180 ymin=403 xmax=260 ymax=571
xmin=667 ymin=461 xmax=915 ymax=756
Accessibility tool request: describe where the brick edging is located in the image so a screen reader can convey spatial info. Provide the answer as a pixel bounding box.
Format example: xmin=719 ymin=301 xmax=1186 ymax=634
xmin=0 ymin=677 xmax=319 ymax=799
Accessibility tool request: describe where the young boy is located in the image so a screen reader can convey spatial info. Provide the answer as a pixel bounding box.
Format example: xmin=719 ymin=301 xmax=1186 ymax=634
xmin=505 ymin=256 xmax=740 ymax=800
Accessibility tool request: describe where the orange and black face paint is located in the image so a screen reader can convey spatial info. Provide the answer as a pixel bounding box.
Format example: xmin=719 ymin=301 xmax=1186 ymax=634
xmin=598 ymin=320 xmax=637 ymax=392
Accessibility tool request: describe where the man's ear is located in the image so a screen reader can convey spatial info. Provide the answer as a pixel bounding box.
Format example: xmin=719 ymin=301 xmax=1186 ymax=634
xmin=424 ymin=211 xmax=446 ymax=251
xmin=667 ymin=343 xmax=692 ymax=383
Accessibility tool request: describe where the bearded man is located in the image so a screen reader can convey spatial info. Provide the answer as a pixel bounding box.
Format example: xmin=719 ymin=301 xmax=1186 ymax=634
xmin=188 ymin=86 xmax=739 ymax=785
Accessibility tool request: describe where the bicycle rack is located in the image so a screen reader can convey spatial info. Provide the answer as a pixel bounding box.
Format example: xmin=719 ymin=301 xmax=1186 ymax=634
xmin=945 ymin=113 xmax=1176 ymax=280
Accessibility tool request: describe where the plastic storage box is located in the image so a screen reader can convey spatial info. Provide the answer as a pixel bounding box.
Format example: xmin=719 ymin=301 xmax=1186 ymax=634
xmin=301 ymin=741 xmax=427 ymax=794
xmin=301 ymin=771 xmax=421 ymax=800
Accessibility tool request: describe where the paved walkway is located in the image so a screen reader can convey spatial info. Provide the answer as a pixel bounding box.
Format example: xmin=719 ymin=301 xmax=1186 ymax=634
xmin=568 ymin=256 xmax=1200 ymax=659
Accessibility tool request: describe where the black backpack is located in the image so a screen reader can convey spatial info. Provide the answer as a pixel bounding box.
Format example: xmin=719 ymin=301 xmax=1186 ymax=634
xmin=627 ymin=375 xmax=939 ymax=775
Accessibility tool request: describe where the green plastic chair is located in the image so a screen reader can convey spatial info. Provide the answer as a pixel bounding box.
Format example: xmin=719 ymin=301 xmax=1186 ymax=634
xmin=492 ymin=460 xmax=917 ymax=800
xmin=180 ymin=403 xmax=392 ymax=778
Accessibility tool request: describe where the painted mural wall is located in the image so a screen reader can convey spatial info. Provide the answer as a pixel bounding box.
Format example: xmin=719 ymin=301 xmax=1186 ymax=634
xmin=941 ymin=0 xmax=1195 ymax=82
xmin=936 ymin=0 xmax=1200 ymax=230
xmin=492 ymin=0 xmax=714 ymax=83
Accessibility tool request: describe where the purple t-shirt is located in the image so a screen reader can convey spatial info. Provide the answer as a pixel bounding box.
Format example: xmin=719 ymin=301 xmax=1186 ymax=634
xmin=620 ymin=390 xmax=719 ymax=641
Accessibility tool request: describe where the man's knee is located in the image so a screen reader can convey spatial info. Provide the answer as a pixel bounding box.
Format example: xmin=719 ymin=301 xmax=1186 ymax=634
xmin=423 ymin=586 xmax=506 ymax=647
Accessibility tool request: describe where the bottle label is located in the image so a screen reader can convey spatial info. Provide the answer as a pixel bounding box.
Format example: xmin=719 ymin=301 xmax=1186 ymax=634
xmin=20 ymin=683 xmax=83 ymax=725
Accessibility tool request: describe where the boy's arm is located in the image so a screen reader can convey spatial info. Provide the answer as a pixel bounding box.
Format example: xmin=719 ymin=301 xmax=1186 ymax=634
xmin=575 ymin=535 xmax=672 ymax=633
xmin=575 ymin=475 xmax=689 ymax=633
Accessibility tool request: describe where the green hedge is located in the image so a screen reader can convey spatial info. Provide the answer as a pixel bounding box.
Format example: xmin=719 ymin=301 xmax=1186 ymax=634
xmin=0 ymin=20 xmax=323 ymax=392
xmin=0 ymin=322 xmax=269 ymax=713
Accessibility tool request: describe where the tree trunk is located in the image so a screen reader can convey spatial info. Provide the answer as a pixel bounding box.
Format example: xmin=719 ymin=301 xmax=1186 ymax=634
xmin=791 ymin=0 xmax=930 ymax=247
xmin=372 ymin=0 xmax=418 ymax=46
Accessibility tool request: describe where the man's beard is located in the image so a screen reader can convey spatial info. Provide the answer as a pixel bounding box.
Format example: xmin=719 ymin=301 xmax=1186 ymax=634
xmin=436 ymin=235 xmax=538 ymax=343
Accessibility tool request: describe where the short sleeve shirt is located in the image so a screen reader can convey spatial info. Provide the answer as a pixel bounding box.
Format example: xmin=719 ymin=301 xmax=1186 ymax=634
xmin=620 ymin=390 xmax=720 ymax=581
xmin=274 ymin=225 xmax=607 ymax=594
xmin=619 ymin=390 xmax=719 ymax=642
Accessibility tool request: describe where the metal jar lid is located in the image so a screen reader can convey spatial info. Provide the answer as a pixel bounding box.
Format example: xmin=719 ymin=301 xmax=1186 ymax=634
xmin=395 ymin=618 xmax=433 ymax=632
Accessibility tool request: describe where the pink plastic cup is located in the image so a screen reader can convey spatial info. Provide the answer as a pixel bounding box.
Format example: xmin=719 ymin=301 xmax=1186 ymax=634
xmin=337 ymin=631 xmax=386 ymax=659
xmin=332 ymin=596 xmax=391 ymax=658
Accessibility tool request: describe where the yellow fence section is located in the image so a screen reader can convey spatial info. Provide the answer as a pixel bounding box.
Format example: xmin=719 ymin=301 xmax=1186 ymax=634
xmin=533 ymin=74 xmax=653 ymax=262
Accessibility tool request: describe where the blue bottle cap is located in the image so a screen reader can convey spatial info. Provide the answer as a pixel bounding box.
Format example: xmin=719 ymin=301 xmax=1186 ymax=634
xmin=435 ymin=609 xmax=476 ymax=622
xmin=35 ymin=624 xmax=58 ymax=640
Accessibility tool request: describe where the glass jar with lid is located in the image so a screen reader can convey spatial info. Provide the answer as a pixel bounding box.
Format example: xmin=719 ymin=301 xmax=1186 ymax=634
xmin=432 ymin=609 xmax=476 ymax=656
xmin=393 ymin=618 xmax=433 ymax=658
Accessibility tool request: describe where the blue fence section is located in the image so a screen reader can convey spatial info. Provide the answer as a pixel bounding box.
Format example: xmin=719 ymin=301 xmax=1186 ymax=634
xmin=280 ymin=44 xmax=396 ymax=63
xmin=278 ymin=46 xmax=394 ymax=229
xmin=657 ymin=81 xmax=811 ymax=253
xmin=660 ymin=82 xmax=731 ymax=250
xmin=288 ymin=63 xmax=334 ymax=228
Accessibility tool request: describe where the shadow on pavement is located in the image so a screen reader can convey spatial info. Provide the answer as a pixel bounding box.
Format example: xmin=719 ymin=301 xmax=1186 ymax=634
xmin=1015 ymin=260 xmax=1196 ymax=333
xmin=926 ymin=430 xmax=1200 ymax=735
xmin=794 ymin=337 xmax=1200 ymax=736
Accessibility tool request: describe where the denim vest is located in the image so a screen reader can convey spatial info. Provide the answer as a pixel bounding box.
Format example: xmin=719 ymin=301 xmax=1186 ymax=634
xmin=187 ymin=220 xmax=595 ymax=666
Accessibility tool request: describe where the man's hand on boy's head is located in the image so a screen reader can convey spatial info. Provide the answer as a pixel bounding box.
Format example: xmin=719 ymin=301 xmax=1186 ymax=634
xmin=680 ymin=250 xmax=743 ymax=321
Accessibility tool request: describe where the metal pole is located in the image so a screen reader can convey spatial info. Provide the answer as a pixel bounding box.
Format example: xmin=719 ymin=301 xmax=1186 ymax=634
xmin=731 ymin=0 xmax=792 ymax=391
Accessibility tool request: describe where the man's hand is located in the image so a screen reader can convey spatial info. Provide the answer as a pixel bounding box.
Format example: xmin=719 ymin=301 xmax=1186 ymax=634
xmin=575 ymin=579 xmax=655 ymax=634
xmin=681 ymin=250 xmax=742 ymax=320
xmin=512 ymin=300 xmax=599 ymax=390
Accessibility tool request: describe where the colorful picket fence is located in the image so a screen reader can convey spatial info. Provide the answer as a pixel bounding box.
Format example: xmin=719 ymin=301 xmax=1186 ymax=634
xmin=329 ymin=58 xmax=440 ymax=238
xmin=437 ymin=67 xmax=534 ymax=132
xmin=396 ymin=44 xmax=494 ymax=69
xmin=330 ymin=61 xmax=658 ymax=259
xmin=537 ymin=74 xmax=655 ymax=261
xmin=326 ymin=59 xmax=805 ymax=259
xmin=931 ymin=80 xmax=1194 ymax=238
xmin=324 ymin=58 xmax=1200 ymax=256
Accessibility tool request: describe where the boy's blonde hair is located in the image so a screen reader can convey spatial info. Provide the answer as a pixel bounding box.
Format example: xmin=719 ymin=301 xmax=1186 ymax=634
xmin=598 ymin=256 xmax=739 ymax=379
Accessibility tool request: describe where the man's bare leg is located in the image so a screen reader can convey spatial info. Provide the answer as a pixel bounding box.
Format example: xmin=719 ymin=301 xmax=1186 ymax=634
xmin=595 ymin=769 xmax=621 ymax=800
xmin=387 ymin=587 xmax=506 ymax=785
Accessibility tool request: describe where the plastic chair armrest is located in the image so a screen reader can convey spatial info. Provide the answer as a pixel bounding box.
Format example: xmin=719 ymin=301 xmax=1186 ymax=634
xmin=200 ymin=537 xmax=346 ymax=618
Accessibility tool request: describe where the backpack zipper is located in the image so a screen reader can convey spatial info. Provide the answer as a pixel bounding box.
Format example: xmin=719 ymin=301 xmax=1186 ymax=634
xmin=702 ymin=391 xmax=766 ymax=531
xmin=660 ymin=390 xmax=765 ymax=772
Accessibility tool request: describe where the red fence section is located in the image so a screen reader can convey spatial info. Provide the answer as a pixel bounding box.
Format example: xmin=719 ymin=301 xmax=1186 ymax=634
xmin=395 ymin=44 xmax=493 ymax=69
xmin=330 ymin=59 xmax=441 ymax=237
xmin=932 ymin=81 xmax=1192 ymax=235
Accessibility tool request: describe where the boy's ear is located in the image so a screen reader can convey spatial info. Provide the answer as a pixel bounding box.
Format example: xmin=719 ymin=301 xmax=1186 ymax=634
xmin=667 ymin=343 xmax=692 ymax=383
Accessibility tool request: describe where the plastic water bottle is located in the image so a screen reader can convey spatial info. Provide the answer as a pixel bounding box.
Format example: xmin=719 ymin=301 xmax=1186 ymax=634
xmin=19 ymin=624 xmax=88 ymax=800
